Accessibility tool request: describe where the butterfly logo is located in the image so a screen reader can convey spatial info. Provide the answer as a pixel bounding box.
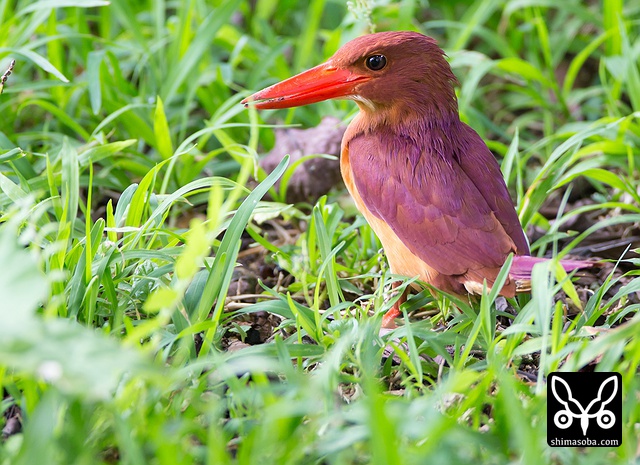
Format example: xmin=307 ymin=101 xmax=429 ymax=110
xmin=551 ymin=375 xmax=618 ymax=436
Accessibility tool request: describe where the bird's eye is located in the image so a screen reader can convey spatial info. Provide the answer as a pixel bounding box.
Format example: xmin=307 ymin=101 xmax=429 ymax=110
xmin=365 ymin=54 xmax=387 ymax=71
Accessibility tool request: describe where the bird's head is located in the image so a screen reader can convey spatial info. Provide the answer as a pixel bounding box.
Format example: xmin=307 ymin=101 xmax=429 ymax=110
xmin=242 ymin=31 xmax=459 ymax=121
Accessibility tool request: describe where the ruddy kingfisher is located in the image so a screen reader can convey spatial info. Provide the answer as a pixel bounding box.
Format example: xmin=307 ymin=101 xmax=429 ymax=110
xmin=242 ymin=31 xmax=592 ymax=328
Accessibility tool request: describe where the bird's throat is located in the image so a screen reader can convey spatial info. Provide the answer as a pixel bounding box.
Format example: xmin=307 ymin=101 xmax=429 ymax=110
xmin=346 ymin=105 xmax=461 ymax=152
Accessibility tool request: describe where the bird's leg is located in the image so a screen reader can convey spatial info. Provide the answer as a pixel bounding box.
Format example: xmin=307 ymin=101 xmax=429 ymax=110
xmin=381 ymin=281 xmax=408 ymax=329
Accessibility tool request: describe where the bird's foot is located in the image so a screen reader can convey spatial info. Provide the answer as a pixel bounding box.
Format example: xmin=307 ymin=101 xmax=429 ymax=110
xmin=381 ymin=305 xmax=401 ymax=329
xmin=381 ymin=281 xmax=408 ymax=329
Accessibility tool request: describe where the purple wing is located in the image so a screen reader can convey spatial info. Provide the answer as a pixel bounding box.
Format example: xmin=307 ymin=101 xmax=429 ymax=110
xmin=455 ymin=123 xmax=529 ymax=255
xmin=348 ymin=122 xmax=526 ymax=279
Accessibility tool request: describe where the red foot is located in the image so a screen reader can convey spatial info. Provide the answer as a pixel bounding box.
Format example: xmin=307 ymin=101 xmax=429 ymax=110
xmin=381 ymin=306 xmax=401 ymax=328
xmin=381 ymin=281 xmax=408 ymax=328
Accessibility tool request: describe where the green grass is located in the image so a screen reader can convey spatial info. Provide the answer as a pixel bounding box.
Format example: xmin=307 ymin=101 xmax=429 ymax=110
xmin=1 ymin=0 xmax=640 ymax=463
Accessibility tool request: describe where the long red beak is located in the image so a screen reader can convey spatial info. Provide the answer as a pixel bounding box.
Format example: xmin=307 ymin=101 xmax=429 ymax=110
xmin=242 ymin=62 xmax=371 ymax=109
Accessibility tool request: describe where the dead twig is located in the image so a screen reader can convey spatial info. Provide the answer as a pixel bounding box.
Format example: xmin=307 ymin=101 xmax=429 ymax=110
xmin=0 ymin=60 xmax=16 ymax=95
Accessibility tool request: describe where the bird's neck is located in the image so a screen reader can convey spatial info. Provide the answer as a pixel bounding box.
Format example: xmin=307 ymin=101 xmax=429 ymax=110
xmin=348 ymin=104 xmax=462 ymax=146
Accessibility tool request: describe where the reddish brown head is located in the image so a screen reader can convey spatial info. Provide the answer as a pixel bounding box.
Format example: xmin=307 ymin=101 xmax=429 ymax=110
xmin=242 ymin=31 xmax=459 ymax=120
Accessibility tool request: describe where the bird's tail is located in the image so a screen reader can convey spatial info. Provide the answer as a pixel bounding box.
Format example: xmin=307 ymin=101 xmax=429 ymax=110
xmin=510 ymin=255 xmax=596 ymax=292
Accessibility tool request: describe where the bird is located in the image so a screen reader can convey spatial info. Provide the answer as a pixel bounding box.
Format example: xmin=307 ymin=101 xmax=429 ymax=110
xmin=242 ymin=31 xmax=594 ymax=328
